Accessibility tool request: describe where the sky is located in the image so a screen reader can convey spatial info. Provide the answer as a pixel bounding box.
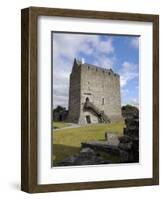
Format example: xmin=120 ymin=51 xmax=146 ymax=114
xmin=52 ymin=32 xmax=139 ymax=109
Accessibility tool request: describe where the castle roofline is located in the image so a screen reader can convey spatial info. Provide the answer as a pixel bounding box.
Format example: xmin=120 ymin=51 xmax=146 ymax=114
xmin=74 ymin=58 xmax=119 ymax=76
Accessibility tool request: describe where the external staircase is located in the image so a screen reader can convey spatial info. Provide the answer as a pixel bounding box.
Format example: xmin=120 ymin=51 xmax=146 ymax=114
xmin=84 ymin=101 xmax=110 ymax=123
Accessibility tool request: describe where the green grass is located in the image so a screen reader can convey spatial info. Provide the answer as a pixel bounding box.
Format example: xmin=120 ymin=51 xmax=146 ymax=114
xmin=53 ymin=121 xmax=125 ymax=165
xmin=53 ymin=121 xmax=71 ymax=129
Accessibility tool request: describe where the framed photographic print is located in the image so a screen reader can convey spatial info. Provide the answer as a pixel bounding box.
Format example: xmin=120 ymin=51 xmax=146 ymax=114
xmin=21 ymin=7 xmax=159 ymax=193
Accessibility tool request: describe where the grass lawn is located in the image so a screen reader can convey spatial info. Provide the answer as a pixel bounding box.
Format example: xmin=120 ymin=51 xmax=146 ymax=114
xmin=53 ymin=121 xmax=71 ymax=129
xmin=53 ymin=121 xmax=125 ymax=165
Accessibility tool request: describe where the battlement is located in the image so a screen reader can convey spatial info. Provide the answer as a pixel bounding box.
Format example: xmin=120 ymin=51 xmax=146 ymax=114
xmin=73 ymin=58 xmax=119 ymax=77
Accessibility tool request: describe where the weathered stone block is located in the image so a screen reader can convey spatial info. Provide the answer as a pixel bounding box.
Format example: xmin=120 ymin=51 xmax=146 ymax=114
xmin=57 ymin=147 xmax=111 ymax=166
xmin=120 ymin=150 xmax=134 ymax=163
xmin=80 ymin=147 xmax=95 ymax=154
xmin=118 ymin=135 xmax=131 ymax=143
xmin=105 ymin=132 xmax=120 ymax=146
xmin=81 ymin=141 xmax=120 ymax=155
xmin=118 ymin=142 xmax=133 ymax=150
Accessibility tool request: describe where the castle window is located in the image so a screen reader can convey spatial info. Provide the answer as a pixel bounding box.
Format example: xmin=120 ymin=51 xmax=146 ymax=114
xmin=108 ymin=72 xmax=110 ymax=75
xmin=86 ymin=97 xmax=90 ymax=102
xmin=102 ymin=98 xmax=104 ymax=105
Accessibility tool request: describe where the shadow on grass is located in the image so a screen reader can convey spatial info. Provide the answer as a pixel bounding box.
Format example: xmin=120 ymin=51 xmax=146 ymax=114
xmin=53 ymin=144 xmax=80 ymax=166
xmin=53 ymin=126 xmax=59 ymax=129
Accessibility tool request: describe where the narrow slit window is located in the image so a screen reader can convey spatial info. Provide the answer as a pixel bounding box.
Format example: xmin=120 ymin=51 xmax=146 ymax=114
xmin=102 ymin=98 xmax=104 ymax=105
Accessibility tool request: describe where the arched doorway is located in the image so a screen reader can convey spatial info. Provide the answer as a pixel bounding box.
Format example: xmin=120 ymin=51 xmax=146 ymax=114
xmin=86 ymin=115 xmax=91 ymax=124
xmin=85 ymin=98 xmax=91 ymax=123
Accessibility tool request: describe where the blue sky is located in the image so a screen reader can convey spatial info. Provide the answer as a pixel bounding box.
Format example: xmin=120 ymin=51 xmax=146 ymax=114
xmin=53 ymin=32 xmax=139 ymax=109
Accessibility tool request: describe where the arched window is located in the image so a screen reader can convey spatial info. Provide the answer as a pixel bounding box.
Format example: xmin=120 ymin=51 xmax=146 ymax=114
xmin=86 ymin=97 xmax=90 ymax=102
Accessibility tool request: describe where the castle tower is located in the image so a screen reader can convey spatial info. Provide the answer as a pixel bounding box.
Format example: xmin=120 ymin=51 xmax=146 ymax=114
xmin=68 ymin=59 xmax=122 ymax=125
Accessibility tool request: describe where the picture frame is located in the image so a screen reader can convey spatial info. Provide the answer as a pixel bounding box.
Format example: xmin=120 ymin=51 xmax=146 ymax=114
xmin=21 ymin=7 xmax=159 ymax=193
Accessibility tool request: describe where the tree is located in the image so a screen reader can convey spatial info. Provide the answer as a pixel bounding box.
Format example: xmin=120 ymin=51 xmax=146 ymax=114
xmin=53 ymin=105 xmax=66 ymax=113
xmin=53 ymin=106 xmax=67 ymax=121
xmin=122 ymin=104 xmax=139 ymax=118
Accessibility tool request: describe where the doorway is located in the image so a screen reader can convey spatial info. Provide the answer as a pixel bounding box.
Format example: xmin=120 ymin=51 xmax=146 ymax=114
xmin=86 ymin=115 xmax=91 ymax=124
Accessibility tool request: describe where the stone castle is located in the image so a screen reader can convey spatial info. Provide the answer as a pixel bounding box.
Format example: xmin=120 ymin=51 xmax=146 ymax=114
xmin=68 ymin=59 xmax=122 ymax=125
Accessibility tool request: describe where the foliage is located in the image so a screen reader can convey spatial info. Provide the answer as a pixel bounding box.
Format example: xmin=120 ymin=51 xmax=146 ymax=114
xmin=122 ymin=104 xmax=139 ymax=118
xmin=53 ymin=106 xmax=68 ymax=121
xmin=53 ymin=105 xmax=66 ymax=112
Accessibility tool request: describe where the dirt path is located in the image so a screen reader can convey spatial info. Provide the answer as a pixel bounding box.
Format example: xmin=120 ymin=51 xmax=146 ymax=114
xmin=54 ymin=123 xmax=81 ymax=131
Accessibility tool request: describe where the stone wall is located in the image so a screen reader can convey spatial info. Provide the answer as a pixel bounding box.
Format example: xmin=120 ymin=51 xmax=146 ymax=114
xmin=68 ymin=59 xmax=122 ymax=124
xmin=68 ymin=60 xmax=81 ymax=123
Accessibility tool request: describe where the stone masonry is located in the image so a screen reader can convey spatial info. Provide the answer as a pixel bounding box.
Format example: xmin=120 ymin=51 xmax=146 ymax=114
xmin=68 ymin=58 xmax=122 ymax=125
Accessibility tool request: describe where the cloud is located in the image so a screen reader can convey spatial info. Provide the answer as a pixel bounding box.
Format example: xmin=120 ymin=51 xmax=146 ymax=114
xmin=52 ymin=58 xmax=70 ymax=108
xmin=119 ymin=61 xmax=139 ymax=106
xmin=53 ymin=94 xmax=68 ymax=109
xmin=97 ymin=38 xmax=114 ymax=54
xmin=53 ymin=34 xmax=114 ymax=61
xmin=52 ymin=33 xmax=115 ymax=108
xmin=128 ymin=98 xmax=139 ymax=108
xmin=130 ymin=37 xmax=139 ymax=49
xmin=93 ymin=55 xmax=116 ymax=69
xmin=52 ymin=33 xmax=139 ymax=108
xmin=120 ymin=61 xmax=138 ymax=88
xmin=121 ymin=88 xmax=129 ymax=96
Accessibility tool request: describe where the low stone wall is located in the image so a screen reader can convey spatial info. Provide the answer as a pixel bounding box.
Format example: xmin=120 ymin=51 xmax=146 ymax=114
xmin=56 ymin=147 xmax=111 ymax=166
xmin=56 ymin=114 xmax=139 ymax=166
